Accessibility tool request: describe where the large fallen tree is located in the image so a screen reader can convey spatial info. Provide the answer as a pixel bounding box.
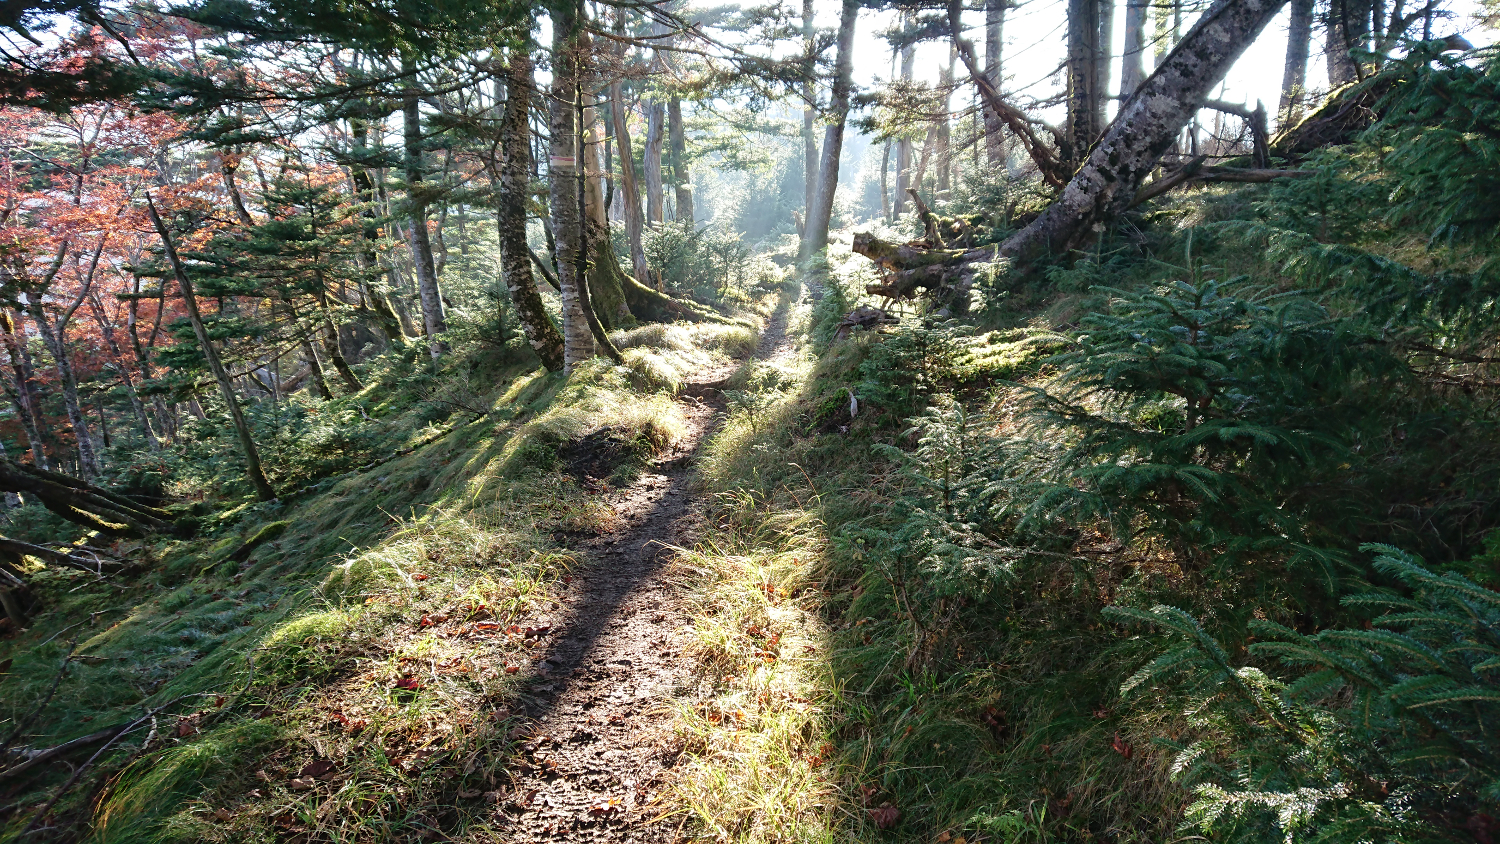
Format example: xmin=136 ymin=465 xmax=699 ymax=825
xmin=0 ymin=460 xmax=168 ymax=627
xmin=0 ymin=458 xmax=178 ymax=537
xmin=857 ymin=0 xmax=1290 ymax=301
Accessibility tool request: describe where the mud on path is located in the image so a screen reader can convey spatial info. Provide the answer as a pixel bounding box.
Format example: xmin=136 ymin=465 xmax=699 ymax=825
xmin=484 ymin=303 xmax=796 ymax=842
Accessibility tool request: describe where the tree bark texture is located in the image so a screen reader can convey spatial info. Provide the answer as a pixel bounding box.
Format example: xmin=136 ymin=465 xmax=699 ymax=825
xmin=1066 ymin=0 xmax=1104 ymax=167
xmin=1326 ymin=0 xmax=1372 ymax=86
xmin=803 ymin=0 xmax=818 ymax=221
xmin=1280 ymin=0 xmax=1314 ymax=125
xmin=1007 ymin=0 xmax=1289 ymax=259
xmin=403 ymin=64 xmax=448 ymax=359
xmin=1121 ymin=0 xmax=1150 ymax=97
xmin=936 ymin=49 xmax=955 ymax=197
xmin=643 ymin=100 xmax=665 ymax=227
xmin=668 ymin=97 xmax=693 ymax=225
xmin=1097 ymin=0 xmax=1115 ymax=126
xmin=550 ymin=1 xmax=596 ymax=373
xmin=500 ymin=53 xmax=566 ymax=373
xmin=861 ymin=0 xmax=1292 ymax=297
xmin=609 ymin=73 xmax=649 ymax=285
xmin=576 ymin=44 xmax=633 ymax=332
xmin=803 ymin=0 xmax=859 ymax=259
xmin=984 ymin=0 xmax=1006 ymax=166
xmin=318 ymin=296 xmax=362 ymax=391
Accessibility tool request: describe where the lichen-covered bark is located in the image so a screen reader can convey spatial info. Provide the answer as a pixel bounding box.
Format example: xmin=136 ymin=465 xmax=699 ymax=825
xmin=549 ymin=1 xmax=596 ymax=373
xmin=500 ymin=53 xmax=565 ymax=373
xmin=1002 ymin=0 xmax=1289 ymax=261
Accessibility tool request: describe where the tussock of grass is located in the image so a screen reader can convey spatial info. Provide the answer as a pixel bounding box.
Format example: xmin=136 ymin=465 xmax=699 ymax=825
xmin=669 ymin=501 xmax=848 ymax=844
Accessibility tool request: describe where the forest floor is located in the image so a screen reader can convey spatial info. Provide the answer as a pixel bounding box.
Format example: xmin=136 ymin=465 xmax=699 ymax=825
xmin=486 ymin=298 xmax=797 ymax=843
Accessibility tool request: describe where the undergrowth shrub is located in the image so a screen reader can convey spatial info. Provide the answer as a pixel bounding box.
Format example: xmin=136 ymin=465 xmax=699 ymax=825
xmin=1111 ymin=544 xmax=1500 ymax=844
xmin=997 ymin=272 xmax=1395 ymax=599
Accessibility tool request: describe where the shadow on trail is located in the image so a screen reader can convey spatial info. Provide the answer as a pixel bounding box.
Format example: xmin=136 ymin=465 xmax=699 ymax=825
xmin=487 ymin=293 xmax=796 ymax=842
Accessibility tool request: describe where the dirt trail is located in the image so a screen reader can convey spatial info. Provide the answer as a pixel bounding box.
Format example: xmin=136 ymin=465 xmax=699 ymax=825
xmin=487 ymin=303 xmax=795 ymax=842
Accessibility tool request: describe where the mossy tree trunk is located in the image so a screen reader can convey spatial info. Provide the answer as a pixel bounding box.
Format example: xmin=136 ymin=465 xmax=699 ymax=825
xmin=499 ymin=51 xmax=566 ymax=372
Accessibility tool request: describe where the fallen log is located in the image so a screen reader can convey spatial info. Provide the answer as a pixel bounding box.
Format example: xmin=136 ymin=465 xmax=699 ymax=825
xmin=852 ymin=232 xmax=1002 ymax=305
xmin=1271 ymin=76 xmax=1392 ymax=160
xmin=0 ymin=459 xmax=177 ymax=537
xmin=0 ymin=536 xmax=125 ymax=575
xmin=834 ymin=305 xmax=899 ymax=340
xmin=0 ymin=725 xmax=129 ymax=782
xmin=1132 ymin=158 xmax=1312 ymax=206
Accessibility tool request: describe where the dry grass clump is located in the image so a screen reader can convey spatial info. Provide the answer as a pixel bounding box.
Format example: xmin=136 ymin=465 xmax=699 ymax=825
xmin=668 ymin=500 xmax=851 ymax=844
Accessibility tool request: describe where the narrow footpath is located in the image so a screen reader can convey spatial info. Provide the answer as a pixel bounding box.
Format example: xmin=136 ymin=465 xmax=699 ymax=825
xmin=490 ymin=301 xmax=795 ymax=842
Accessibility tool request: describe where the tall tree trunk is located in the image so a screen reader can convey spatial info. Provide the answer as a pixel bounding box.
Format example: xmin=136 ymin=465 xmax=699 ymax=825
xmin=667 ymin=97 xmax=693 ymax=225
xmin=912 ymin=125 xmax=937 ymax=196
xmin=1326 ymin=0 xmax=1372 ymax=86
xmin=147 ymin=196 xmax=276 ymax=501
xmin=895 ymin=29 xmax=915 ymax=217
xmin=1279 ymin=0 xmax=1314 ymax=125
xmin=125 ymin=279 xmax=175 ymax=443
xmin=550 ymin=1 xmax=597 ymax=373
xmin=644 ymin=100 xmax=665 ymax=227
xmin=936 ymin=49 xmax=955 ymax=198
xmin=560 ymin=28 xmax=634 ymax=334
xmin=0 ymin=374 xmax=43 ymax=472
xmin=318 ymin=293 xmax=362 ymax=391
xmin=611 ymin=91 xmax=648 ymax=283
xmin=301 ymin=334 xmax=334 ymax=399
xmin=1153 ymin=0 xmax=1179 ymax=67
xmin=26 ymin=303 xmax=99 ymax=481
xmin=984 ymin=0 xmax=1006 ymax=166
xmin=1066 ymin=0 xmax=1104 ymax=167
xmin=610 ymin=15 xmax=649 ymax=286
xmin=1121 ymin=0 xmax=1149 ymax=97
xmin=880 ymin=142 xmax=892 ymax=221
xmin=349 ymin=117 xmax=408 ymax=347
xmin=802 ymin=0 xmax=860 ymax=260
xmin=643 ymin=19 xmax=669 ymax=229
xmin=861 ymin=0 xmax=1292 ymax=300
xmin=0 ymin=311 xmax=48 ymax=469
xmin=802 ymin=0 xmax=818 ymax=225
xmin=1008 ymin=0 xmax=1288 ymax=259
xmin=87 ymin=300 xmax=158 ymax=452
xmin=1097 ymin=0 xmax=1115 ymax=126
xmin=501 ymin=52 xmax=566 ymax=373
xmin=402 ymin=59 xmax=448 ymax=359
